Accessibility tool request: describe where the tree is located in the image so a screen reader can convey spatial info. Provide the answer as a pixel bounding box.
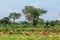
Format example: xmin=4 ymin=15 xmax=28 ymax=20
xmin=9 ymin=12 xmax=21 ymax=23
xmin=38 ymin=18 xmax=44 ymax=24
xmin=44 ymin=21 xmax=50 ymax=28
xmin=54 ymin=20 xmax=60 ymax=25
xmin=49 ymin=21 xmax=57 ymax=31
xmin=20 ymin=21 xmax=29 ymax=28
xmin=22 ymin=6 xmax=47 ymax=27
xmin=0 ymin=17 xmax=11 ymax=26
xmin=3 ymin=17 xmax=10 ymax=22
xmin=50 ymin=21 xmax=56 ymax=28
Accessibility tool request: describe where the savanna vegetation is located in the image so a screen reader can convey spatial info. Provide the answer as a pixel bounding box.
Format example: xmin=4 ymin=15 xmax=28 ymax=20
xmin=0 ymin=6 xmax=60 ymax=40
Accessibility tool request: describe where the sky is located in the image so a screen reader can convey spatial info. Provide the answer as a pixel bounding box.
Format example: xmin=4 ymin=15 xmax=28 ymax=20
xmin=0 ymin=0 xmax=60 ymax=22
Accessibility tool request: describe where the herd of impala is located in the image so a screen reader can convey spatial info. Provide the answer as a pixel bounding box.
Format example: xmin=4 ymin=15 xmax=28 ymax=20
xmin=0 ymin=29 xmax=60 ymax=37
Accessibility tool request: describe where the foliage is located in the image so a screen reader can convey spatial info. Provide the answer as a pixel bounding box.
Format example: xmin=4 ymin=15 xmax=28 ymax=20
xmin=0 ymin=31 xmax=60 ymax=40
xmin=0 ymin=17 xmax=11 ymax=26
xmin=38 ymin=18 xmax=44 ymax=24
xmin=45 ymin=21 xmax=49 ymax=26
xmin=22 ymin=6 xmax=47 ymax=27
xmin=54 ymin=20 xmax=60 ymax=25
xmin=44 ymin=21 xmax=50 ymax=28
xmin=9 ymin=12 xmax=21 ymax=23
xmin=50 ymin=21 xmax=56 ymax=27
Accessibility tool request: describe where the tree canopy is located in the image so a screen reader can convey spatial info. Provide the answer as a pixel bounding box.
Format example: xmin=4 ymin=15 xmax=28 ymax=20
xmin=22 ymin=6 xmax=47 ymax=27
xmin=9 ymin=12 xmax=21 ymax=23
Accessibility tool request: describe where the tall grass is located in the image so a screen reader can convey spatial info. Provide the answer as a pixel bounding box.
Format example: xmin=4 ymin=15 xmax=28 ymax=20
xmin=0 ymin=34 xmax=60 ymax=40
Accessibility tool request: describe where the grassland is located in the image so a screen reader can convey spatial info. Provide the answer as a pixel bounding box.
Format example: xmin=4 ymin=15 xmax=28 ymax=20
xmin=0 ymin=25 xmax=60 ymax=40
xmin=0 ymin=34 xmax=60 ymax=40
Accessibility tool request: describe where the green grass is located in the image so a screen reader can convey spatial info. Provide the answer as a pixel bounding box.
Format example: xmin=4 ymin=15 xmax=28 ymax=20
xmin=0 ymin=34 xmax=60 ymax=40
xmin=0 ymin=24 xmax=60 ymax=40
xmin=0 ymin=24 xmax=60 ymax=31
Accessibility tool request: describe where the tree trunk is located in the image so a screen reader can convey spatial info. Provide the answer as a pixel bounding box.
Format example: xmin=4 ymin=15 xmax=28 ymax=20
xmin=13 ymin=18 xmax=15 ymax=25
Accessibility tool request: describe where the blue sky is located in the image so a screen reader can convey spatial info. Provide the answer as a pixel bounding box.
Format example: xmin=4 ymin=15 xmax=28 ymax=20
xmin=0 ymin=0 xmax=60 ymax=22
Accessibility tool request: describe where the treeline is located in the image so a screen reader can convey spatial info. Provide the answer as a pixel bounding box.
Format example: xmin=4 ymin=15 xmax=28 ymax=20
xmin=0 ymin=5 xmax=60 ymax=28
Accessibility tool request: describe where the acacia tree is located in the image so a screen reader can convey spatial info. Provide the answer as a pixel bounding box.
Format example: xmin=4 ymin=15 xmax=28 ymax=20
xmin=9 ymin=12 xmax=21 ymax=23
xmin=22 ymin=6 xmax=47 ymax=27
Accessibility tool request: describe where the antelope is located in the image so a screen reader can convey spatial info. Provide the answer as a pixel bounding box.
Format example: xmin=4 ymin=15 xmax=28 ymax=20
xmin=0 ymin=32 xmax=4 ymax=35
xmin=50 ymin=29 xmax=57 ymax=36
xmin=50 ymin=31 xmax=56 ymax=36
xmin=9 ymin=29 xmax=16 ymax=35
xmin=29 ymin=29 xmax=35 ymax=32
xmin=39 ymin=30 xmax=48 ymax=36
xmin=23 ymin=31 xmax=30 ymax=36
xmin=48 ymin=31 xmax=56 ymax=37
xmin=28 ymin=29 xmax=35 ymax=34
